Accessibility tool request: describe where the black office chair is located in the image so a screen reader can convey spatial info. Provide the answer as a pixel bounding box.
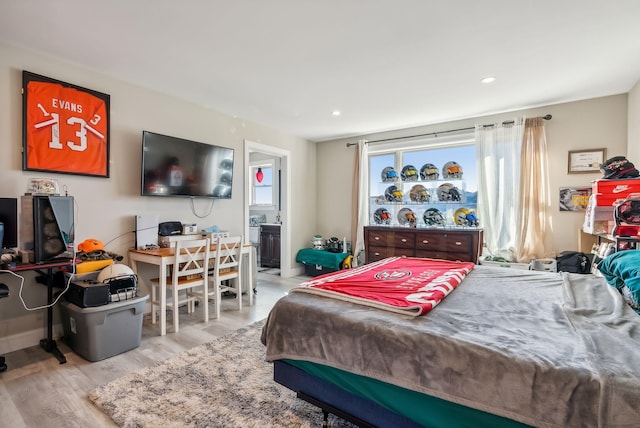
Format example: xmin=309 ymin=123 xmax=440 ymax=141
xmin=0 ymin=282 xmax=8 ymax=372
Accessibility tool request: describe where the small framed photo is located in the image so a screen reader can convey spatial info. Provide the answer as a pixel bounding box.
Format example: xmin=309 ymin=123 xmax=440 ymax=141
xmin=567 ymin=148 xmax=606 ymax=174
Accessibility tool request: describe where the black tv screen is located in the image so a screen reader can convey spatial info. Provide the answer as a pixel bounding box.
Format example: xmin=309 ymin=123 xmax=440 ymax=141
xmin=141 ymin=131 xmax=234 ymax=198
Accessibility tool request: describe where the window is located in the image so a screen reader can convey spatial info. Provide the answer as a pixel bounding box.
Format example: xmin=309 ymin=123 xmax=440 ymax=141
xmin=250 ymin=161 xmax=275 ymax=207
xmin=368 ymin=134 xmax=477 ymax=228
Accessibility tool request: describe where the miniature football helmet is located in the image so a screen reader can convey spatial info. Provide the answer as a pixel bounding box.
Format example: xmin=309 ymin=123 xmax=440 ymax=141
xmin=397 ymin=208 xmax=417 ymax=226
xmin=311 ymin=235 xmax=325 ymax=249
xmin=437 ymin=183 xmax=462 ymax=202
xmin=381 ymin=166 xmax=398 ymax=182
xmin=454 ymin=208 xmax=470 ymax=226
xmin=423 ymin=208 xmax=446 ymax=226
xmin=400 ymin=165 xmax=419 ymax=181
xmin=409 ymin=184 xmax=430 ymax=202
xmin=454 ymin=208 xmax=479 ymax=227
xmin=465 ymin=211 xmax=479 ymax=227
xmin=442 ymin=161 xmax=463 ymax=179
xmin=374 ymin=208 xmax=392 ymax=225
xmin=384 ymin=185 xmax=403 ymax=202
xmin=420 ymin=163 xmax=439 ymax=180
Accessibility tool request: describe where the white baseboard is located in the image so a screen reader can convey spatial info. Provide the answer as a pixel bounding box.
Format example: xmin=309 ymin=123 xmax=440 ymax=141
xmin=1 ymin=304 xmax=155 ymax=354
xmin=0 ymin=323 xmax=64 ymax=355
xmin=282 ymin=266 xmax=305 ymax=277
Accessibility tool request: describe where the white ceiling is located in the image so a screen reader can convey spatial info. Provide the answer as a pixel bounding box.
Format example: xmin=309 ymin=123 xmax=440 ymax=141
xmin=2 ymin=1 xmax=640 ymax=142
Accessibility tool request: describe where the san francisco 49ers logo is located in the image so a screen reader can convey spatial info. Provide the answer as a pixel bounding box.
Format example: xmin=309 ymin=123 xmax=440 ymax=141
xmin=374 ymin=270 xmax=412 ymax=280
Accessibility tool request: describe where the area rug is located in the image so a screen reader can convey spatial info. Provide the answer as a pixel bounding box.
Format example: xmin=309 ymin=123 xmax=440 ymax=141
xmin=88 ymin=320 xmax=355 ymax=428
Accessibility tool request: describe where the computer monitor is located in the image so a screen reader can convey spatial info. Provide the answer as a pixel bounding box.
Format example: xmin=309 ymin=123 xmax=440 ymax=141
xmin=0 ymin=198 xmax=18 ymax=250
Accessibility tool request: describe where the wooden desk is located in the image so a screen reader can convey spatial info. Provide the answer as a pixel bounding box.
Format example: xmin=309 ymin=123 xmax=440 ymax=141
xmin=128 ymin=244 xmax=254 ymax=336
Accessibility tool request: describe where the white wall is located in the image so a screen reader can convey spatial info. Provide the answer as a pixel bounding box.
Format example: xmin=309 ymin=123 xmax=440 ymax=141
xmin=316 ymin=94 xmax=629 ymax=257
xmin=0 ymin=42 xmax=317 ymax=353
xmin=628 ymin=79 xmax=640 ymax=162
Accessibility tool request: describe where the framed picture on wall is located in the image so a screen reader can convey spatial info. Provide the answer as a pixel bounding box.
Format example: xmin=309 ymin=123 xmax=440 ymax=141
xmin=559 ymin=187 xmax=592 ymax=212
xmin=22 ymin=71 xmax=110 ymax=178
xmin=567 ymin=148 xmax=606 ymax=174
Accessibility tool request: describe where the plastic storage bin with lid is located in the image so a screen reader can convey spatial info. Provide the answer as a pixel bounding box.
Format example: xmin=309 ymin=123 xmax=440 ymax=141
xmin=60 ymin=294 xmax=148 ymax=361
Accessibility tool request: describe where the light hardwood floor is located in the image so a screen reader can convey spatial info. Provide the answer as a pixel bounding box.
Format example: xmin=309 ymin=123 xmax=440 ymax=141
xmin=0 ymin=272 xmax=305 ymax=427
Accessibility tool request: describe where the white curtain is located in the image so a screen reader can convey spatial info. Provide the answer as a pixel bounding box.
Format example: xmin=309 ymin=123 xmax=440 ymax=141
xmin=516 ymin=117 xmax=553 ymax=262
xmin=475 ymin=118 xmax=525 ymax=258
xmin=350 ymin=139 xmax=369 ymax=266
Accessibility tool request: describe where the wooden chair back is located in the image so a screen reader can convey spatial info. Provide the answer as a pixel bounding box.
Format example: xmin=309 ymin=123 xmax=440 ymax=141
xmin=173 ymin=238 xmax=211 ymax=286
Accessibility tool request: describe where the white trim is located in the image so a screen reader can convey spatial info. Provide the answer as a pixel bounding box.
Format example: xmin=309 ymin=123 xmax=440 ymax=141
xmin=0 ymin=324 xmax=63 ymax=354
xmin=244 ymin=140 xmax=293 ymax=277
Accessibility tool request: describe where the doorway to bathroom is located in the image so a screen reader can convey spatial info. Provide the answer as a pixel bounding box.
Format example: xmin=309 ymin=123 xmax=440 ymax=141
xmin=244 ymin=140 xmax=291 ymax=277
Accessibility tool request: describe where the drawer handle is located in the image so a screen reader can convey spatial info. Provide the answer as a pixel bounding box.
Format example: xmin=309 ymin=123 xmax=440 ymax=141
xmin=455 ymin=241 xmax=462 ymax=246
xmin=401 ymin=238 xmax=407 ymax=242
xmin=422 ymin=240 xmax=429 ymax=244
xmin=374 ymin=252 xmax=380 ymax=256
xmin=374 ymin=236 xmax=380 ymax=241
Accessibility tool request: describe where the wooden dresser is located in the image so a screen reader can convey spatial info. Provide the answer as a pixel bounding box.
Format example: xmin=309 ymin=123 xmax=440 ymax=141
xmin=365 ymin=226 xmax=483 ymax=263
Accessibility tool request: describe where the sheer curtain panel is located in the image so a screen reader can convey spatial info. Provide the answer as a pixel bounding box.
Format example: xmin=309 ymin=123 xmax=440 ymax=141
xmin=475 ymin=118 xmax=525 ymax=258
xmin=351 ymin=140 xmax=368 ymax=267
xmin=516 ymin=117 xmax=552 ymax=262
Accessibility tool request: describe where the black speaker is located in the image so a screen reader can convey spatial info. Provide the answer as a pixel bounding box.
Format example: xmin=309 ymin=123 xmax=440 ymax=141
xmin=66 ymin=280 xmax=110 ymax=308
xmin=20 ymin=195 xmax=75 ymax=263
xmin=158 ymin=221 xmax=182 ymax=236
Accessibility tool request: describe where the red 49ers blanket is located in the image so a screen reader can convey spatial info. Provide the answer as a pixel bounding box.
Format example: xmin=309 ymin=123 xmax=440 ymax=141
xmin=293 ymin=257 xmax=475 ymax=316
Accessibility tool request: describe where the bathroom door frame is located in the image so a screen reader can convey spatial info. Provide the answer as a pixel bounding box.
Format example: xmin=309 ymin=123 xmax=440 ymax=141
xmin=244 ymin=140 xmax=292 ymax=277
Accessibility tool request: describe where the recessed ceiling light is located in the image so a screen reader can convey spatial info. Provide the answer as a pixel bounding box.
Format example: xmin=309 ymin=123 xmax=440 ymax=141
xmin=332 ymin=110 xmax=341 ymax=116
xmin=481 ymin=76 xmax=496 ymax=84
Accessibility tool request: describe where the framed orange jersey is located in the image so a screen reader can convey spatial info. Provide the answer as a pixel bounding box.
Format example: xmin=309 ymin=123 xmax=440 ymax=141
xmin=22 ymin=71 xmax=110 ymax=177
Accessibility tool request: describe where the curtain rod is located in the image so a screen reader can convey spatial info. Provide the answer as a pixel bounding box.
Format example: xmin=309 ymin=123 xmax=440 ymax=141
xmin=346 ymin=114 xmax=552 ymax=147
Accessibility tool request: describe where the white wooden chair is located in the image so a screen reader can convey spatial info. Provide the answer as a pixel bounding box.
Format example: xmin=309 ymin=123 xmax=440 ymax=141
xmin=207 ymin=235 xmax=244 ymax=319
xmin=150 ymin=237 xmax=210 ymax=333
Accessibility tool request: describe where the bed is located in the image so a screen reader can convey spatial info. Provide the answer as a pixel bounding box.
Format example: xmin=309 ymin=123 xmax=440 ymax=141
xmin=261 ymin=256 xmax=640 ymax=428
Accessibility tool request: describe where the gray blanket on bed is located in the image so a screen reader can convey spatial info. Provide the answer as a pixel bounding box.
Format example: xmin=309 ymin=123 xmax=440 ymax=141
xmin=261 ymin=265 xmax=640 ymax=428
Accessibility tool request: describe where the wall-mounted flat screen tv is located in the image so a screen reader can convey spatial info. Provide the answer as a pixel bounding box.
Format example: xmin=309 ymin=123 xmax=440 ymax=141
xmin=141 ymin=131 xmax=234 ymax=199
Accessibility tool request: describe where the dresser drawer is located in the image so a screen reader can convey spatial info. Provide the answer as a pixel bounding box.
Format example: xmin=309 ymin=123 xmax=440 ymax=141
xmin=415 ymin=232 xmax=445 ymax=251
xmin=415 ymin=250 xmax=471 ymax=262
xmin=368 ymin=230 xmax=415 ymax=248
xmin=442 ymin=233 xmax=472 ymax=253
xmin=367 ymin=246 xmax=414 ymax=262
xmin=390 ymin=232 xmax=414 ymax=248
